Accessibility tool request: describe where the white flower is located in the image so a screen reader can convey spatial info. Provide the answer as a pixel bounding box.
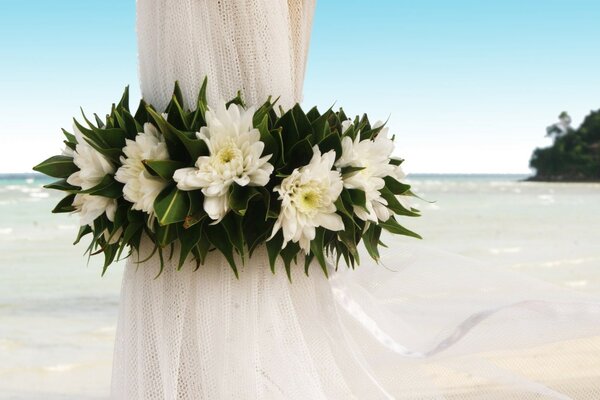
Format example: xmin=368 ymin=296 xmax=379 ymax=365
xmin=173 ymin=103 xmax=274 ymax=222
xmin=67 ymin=126 xmax=115 ymax=189
xmin=115 ymin=123 xmax=170 ymax=216
xmin=335 ymin=123 xmax=397 ymax=222
xmin=66 ymin=125 xmax=117 ymax=226
xmin=72 ymin=194 xmax=117 ymax=226
xmin=270 ymin=146 xmax=344 ymax=253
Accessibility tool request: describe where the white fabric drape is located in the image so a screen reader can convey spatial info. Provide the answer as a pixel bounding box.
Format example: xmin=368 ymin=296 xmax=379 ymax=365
xmin=112 ymin=1 xmax=600 ymax=399
xmin=137 ymin=0 xmax=314 ymax=111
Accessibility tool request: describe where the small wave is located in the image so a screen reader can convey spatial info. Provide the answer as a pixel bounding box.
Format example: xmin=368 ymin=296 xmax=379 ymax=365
xmin=537 ymin=194 xmax=555 ymax=205
xmin=512 ymin=256 xmax=600 ymax=269
xmin=42 ymin=363 xmax=83 ymax=372
xmin=29 ymin=192 xmax=50 ymax=199
xmin=0 ymin=338 xmax=21 ymax=350
xmin=0 ymin=228 xmax=13 ymax=235
xmin=57 ymin=224 xmax=78 ymax=230
xmin=565 ymin=280 xmax=588 ymax=288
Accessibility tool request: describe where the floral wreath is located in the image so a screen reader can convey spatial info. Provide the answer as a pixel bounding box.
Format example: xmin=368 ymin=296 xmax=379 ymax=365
xmin=34 ymin=79 xmax=421 ymax=279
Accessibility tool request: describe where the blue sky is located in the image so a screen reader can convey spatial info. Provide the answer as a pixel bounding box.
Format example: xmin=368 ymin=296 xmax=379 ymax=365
xmin=1 ymin=0 xmax=599 ymax=173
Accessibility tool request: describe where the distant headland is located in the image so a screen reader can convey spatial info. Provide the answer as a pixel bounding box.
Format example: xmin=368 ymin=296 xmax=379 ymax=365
xmin=528 ymin=110 xmax=600 ymax=182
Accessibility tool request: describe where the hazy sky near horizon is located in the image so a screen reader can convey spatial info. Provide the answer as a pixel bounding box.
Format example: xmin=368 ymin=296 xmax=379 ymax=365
xmin=1 ymin=0 xmax=599 ymax=173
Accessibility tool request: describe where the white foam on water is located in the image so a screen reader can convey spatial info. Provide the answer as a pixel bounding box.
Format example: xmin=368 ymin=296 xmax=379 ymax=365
xmin=0 ymin=228 xmax=14 ymax=235
xmin=538 ymin=194 xmax=555 ymax=204
xmin=0 ymin=338 xmax=21 ymax=350
xmin=29 ymin=192 xmax=50 ymax=199
xmin=42 ymin=363 xmax=82 ymax=373
xmin=566 ymin=280 xmax=589 ymax=288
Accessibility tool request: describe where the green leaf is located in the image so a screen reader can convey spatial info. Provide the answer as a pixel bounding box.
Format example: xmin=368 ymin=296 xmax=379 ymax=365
xmin=363 ymin=224 xmax=382 ymax=262
xmin=380 ymin=187 xmax=420 ymax=217
xmin=99 ymin=128 xmax=128 ymax=149
xmin=266 ymin=231 xmax=284 ymax=274
xmin=340 ymin=166 xmax=365 ymax=176
xmin=33 ymin=155 xmax=78 ymax=179
xmin=62 ymin=128 xmax=76 ymax=144
xmin=253 ymin=98 xmax=276 ymax=127
xmin=143 ymin=159 xmax=186 ymax=180
xmin=43 ymin=178 xmax=79 ymax=192
xmin=310 ymin=228 xmax=329 ymax=277
xmin=306 ymin=106 xmax=320 ymax=123
xmin=154 ymin=185 xmax=191 ymax=226
xmin=117 ymin=86 xmax=130 ymax=111
xmin=383 ymin=176 xmax=411 ymax=195
xmin=177 ymin=222 xmax=203 ymax=269
xmin=166 ymin=91 xmax=191 ymax=131
xmin=183 ymin=190 xmax=207 ymax=228
xmin=190 ymin=77 xmax=208 ymax=129
xmin=389 ymin=157 xmax=404 ymax=167
xmin=52 ymin=194 xmax=76 ymax=213
xmin=146 ymin=107 xmax=190 ymax=162
xmin=101 ymin=244 xmax=119 ymax=276
xmin=117 ymin=220 xmax=143 ymax=260
xmin=284 ymin=137 xmax=313 ymax=171
xmin=310 ymin=107 xmax=333 ymax=143
xmin=334 ymin=193 xmax=354 ymax=220
xmin=303 ymin=253 xmax=315 ymax=275
xmin=79 ymin=175 xmax=123 ymax=199
xmin=318 ymin=133 xmax=342 ymax=160
xmin=155 ymin=221 xmax=178 ymax=247
xmin=291 ymin=104 xmax=312 ymax=138
xmin=73 ymin=224 xmax=92 ymax=245
xmin=221 ymin=213 xmax=245 ymax=259
xmin=195 ymin=230 xmax=211 ymax=266
xmin=225 ymin=90 xmax=245 ymax=108
xmin=243 ymin=201 xmax=270 ymax=256
xmin=173 ymin=130 xmax=208 ymax=161
xmin=229 ymin=185 xmax=260 ymax=216
xmin=280 ymin=241 xmax=300 ymax=281
xmin=275 ymin=109 xmax=300 ymax=150
xmin=347 ymin=189 xmax=367 ymax=209
xmin=257 ymin=115 xmax=279 ymax=160
xmin=134 ymin=99 xmax=152 ymax=125
xmin=206 ymin=223 xmax=239 ymax=278
xmin=337 ymin=217 xmax=359 ymax=262
xmin=379 ymin=217 xmax=422 ymax=239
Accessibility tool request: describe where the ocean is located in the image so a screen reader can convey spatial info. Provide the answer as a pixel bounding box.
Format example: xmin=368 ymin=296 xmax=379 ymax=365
xmin=1 ymin=173 xmax=599 ymax=399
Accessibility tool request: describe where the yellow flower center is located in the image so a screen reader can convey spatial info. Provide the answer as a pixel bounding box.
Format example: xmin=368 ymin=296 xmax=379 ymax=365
xmin=215 ymin=141 xmax=242 ymax=165
xmin=295 ymin=185 xmax=326 ymax=214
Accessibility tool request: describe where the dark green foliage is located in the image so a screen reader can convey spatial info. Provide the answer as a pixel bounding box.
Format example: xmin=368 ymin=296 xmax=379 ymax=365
xmin=34 ymin=81 xmax=421 ymax=279
xmin=530 ymin=109 xmax=600 ymax=181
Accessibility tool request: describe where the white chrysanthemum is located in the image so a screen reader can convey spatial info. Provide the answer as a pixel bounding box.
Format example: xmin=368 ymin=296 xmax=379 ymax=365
xmin=173 ymin=103 xmax=274 ymax=222
xmin=270 ymin=146 xmax=344 ymax=253
xmin=335 ymin=123 xmax=397 ymax=222
xmin=72 ymin=194 xmax=117 ymax=227
xmin=66 ymin=125 xmax=117 ymax=226
xmin=115 ymin=123 xmax=170 ymax=216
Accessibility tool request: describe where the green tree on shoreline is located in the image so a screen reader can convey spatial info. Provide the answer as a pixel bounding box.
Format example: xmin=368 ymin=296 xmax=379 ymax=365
xmin=529 ymin=110 xmax=600 ymax=181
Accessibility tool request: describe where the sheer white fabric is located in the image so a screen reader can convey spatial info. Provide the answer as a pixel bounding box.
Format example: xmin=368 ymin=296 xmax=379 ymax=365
xmin=137 ymin=0 xmax=314 ymax=111
xmin=112 ymin=1 xmax=600 ymax=399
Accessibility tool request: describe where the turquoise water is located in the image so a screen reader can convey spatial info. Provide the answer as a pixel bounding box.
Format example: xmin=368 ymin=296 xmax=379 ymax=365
xmin=1 ymin=173 xmax=599 ymax=398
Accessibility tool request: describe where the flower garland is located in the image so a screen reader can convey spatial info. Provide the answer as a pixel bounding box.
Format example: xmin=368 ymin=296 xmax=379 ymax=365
xmin=34 ymin=80 xmax=421 ymax=278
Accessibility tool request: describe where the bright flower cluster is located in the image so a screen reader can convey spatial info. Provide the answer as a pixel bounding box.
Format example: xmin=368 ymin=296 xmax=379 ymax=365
xmin=34 ymin=81 xmax=421 ymax=278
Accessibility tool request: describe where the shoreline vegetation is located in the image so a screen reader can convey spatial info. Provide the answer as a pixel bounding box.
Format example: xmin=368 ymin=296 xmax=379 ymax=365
xmin=529 ymin=109 xmax=600 ymax=183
